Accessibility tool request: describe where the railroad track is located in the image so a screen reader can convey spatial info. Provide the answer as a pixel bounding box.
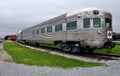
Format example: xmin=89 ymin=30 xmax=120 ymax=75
xmin=91 ymin=53 xmax=120 ymax=57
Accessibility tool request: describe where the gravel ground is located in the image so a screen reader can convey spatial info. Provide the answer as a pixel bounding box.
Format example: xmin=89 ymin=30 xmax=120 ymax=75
xmin=0 ymin=60 xmax=120 ymax=76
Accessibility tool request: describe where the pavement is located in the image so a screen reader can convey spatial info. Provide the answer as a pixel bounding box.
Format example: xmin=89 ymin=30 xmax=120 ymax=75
xmin=0 ymin=60 xmax=120 ymax=76
xmin=0 ymin=41 xmax=13 ymax=61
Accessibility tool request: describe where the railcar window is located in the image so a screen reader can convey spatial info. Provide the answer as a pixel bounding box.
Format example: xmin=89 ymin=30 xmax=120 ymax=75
xmin=41 ymin=28 xmax=45 ymax=33
xmin=84 ymin=18 xmax=90 ymax=28
xmin=55 ymin=24 xmax=62 ymax=32
xmin=27 ymin=32 xmax=29 ymax=36
xmin=32 ymin=30 xmax=35 ymax=34
xmin=28 ymin=31 xmax=31 ymax=35
xmin=93 ymin=18 xmax=101 ymax=28
xmin=39 ymin=29 xmax=41 ymax=34
xmin=105 ymin=18 xmax=112 ymax=28
xmin=36 ymin=29 xmax=39 ymax=34
xmin=30 ymin=31 xmax=32 ymax=35
xmin=67 ymin=21 xmax=77 ymax=30
xmin=47 ymin=26 xmax=52 ymax=33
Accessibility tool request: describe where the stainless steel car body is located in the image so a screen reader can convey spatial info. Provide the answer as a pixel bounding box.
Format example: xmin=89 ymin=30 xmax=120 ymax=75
xmin=17 ymin=8 xmax=114 ymax=52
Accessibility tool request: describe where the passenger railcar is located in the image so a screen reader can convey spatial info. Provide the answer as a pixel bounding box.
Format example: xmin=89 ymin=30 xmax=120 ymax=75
xmin=10 ymin=35 xmax=16 ymax=41
xmin=113 ymin=33 xmax=120 ymax=40
xmin=4 ymin=35 xmax=16 ymax=41
xmin=17 ymin=8 xmax=115 ymax=53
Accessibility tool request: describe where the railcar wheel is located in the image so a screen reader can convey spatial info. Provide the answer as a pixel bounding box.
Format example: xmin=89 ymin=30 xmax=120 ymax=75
xmin=62 ymin=44 xmax=71 ymax=52
xmin=59 ymin=42 xmax=81 ymax=53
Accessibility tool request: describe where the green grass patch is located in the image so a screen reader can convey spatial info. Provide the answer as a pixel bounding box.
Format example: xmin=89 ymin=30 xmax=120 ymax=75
xmin=3 ymin=41 xmax=103 ymax=68
xmin=94 ymin=45 xmax=120 ymax=55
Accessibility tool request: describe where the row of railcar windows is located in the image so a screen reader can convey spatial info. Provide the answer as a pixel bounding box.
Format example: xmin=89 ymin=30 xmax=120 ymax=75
xmin=23 ymin=18 xmax=104 ymax=37
xmin=23 ymin=21 xmax=77 ymax=37
xmin=83 ymin=18 xmax=112 ymax=28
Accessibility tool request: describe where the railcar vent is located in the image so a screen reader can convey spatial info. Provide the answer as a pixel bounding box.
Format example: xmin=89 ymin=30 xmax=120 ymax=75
xmin=93 ymin=10 xmax=99 ymax=15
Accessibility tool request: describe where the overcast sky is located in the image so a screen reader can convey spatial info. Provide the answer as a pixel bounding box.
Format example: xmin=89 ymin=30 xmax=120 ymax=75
xmin=0 ymin=0 xmax=120 ymax=37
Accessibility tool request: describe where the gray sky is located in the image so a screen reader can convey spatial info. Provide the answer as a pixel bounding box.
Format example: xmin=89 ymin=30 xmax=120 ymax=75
xmin=0 ymin=0 xmax=120 ymax=37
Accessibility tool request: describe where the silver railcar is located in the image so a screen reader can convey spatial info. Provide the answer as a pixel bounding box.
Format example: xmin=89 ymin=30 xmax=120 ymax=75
xmin=17 ymin=8 xmax=115 ymax=53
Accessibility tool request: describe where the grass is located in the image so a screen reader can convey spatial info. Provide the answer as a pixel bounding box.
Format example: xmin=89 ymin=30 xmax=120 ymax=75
xmin=3 ymin=41 xmax=104 ymax=68
xmin=94 ymin=44 xmax=120 ymax=55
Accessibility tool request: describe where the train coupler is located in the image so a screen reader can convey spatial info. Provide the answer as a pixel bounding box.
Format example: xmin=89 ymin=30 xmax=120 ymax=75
xmin=104 ymin=41 xmax=115 ymax=53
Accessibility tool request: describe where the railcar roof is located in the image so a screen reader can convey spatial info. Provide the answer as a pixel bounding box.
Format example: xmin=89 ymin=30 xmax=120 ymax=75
xmin=22 ymin=7 xmax=111 ymax=32
xmin=66 ymin=7 xmax=110 ymax=17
